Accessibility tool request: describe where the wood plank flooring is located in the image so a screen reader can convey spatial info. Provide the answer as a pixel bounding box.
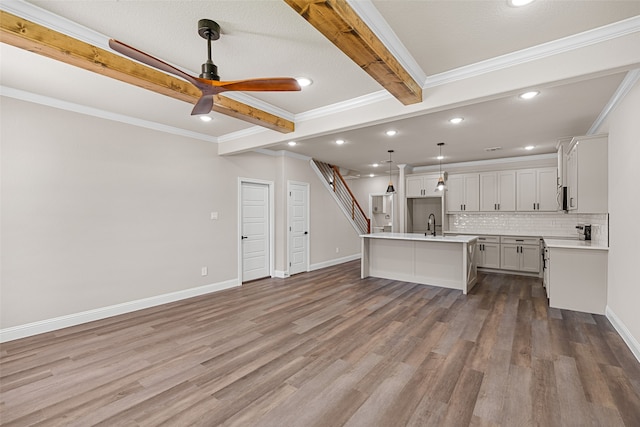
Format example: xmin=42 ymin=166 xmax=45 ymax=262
xmin=1 ymin=260 xmax=639 ymax=426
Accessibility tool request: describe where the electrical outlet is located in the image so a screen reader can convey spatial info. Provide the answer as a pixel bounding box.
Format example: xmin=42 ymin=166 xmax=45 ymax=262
xmin=201 ymin=267 xmax=208 ymax=276
xmin=336 ymin=247 xmax=339 ymax=253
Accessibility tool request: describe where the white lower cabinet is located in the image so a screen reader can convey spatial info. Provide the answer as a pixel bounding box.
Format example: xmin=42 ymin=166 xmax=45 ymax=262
xmin=547 ymin=246 xmax=607 ymax=314
xmin=499 ymin=236 xmax=541 ymax=273
xmin=476 ymin=236 xmax=500 ymax=269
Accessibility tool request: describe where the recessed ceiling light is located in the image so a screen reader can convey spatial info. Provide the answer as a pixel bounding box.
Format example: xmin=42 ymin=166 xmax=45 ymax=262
xmin=385 ymin=130 xmax=397 ymax=136
xmin=199 ymin=116 xmax=212 ymax=122
xmin=525 ymin=145 xmax=535 ymax=150
xmin=437 ymin=155 xmax=444 ymax=160
xmin=449 ymin=117 xmax=464 ymax=124
xmin=508 ymin=0 xmax=535 ymax=7
xmin=369 ymin=174 xmax=375 ymax=178
xmin=372 ymin=163 xmax=379 ymax=167
xmin=288 ymin=141 xmax=297 ymax=146
xmin=335 ymin=139 xmax=345 ymax=145
xmin=296 ymin=77 xmax=313 ymax=88
xmin=519 ymin=91 xmax=540 ymax=100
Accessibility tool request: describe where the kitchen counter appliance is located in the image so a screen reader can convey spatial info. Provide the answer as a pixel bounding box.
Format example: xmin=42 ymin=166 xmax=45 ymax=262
xmin=576 ymin=223 xmax=591 ymax=241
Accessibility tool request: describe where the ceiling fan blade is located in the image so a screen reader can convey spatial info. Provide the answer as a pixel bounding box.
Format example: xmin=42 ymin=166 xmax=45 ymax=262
xmin=201 ymin=78 xmax=301 ymax=92
xmin=191 ymin=94 xmax=214 ymax=115
xmin=109 ymin=39 xmax=204 ymax=89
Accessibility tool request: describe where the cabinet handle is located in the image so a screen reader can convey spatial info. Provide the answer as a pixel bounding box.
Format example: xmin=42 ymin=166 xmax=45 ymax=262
xmin=494 ymin=203 xmax=497 ymax=210
xmin=533 ymin=203 xmax=536 ymax=210
xmin=498 ymin=203 xmax=500 ymax=210
xmin=461 ymin=204 xmax=463 ymax=211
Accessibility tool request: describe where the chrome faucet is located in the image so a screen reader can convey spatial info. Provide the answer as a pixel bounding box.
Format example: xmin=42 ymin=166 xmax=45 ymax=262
xmin=427 ymin=213 xmax=436 ymax=236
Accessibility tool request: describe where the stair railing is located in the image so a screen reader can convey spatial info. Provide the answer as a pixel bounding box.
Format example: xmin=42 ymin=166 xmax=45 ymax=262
xmin=312 ymin=159 xmax=370 ymax=235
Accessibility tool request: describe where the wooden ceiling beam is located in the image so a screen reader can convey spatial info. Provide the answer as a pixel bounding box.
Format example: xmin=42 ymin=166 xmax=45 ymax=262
xmin=0 ymin=11 xmax=295 ymax=134
xmin=285 ymin=0 xmax=422 ymax=105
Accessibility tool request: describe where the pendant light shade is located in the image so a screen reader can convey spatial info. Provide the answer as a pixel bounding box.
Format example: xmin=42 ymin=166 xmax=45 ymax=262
xmin=435 ymin=143 xmax=445 ymax=192
xmin=386 ymin=149 xmax=395 ymax=193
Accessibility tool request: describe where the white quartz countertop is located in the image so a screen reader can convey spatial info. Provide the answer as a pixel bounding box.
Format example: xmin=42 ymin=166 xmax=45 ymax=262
xmin=445 ymin=231 xmax=570 ymax=239
xmin=361 ymin=233 xmax=477 ymax=243
xmin=543 ymin=238 xmax=609 ymax=251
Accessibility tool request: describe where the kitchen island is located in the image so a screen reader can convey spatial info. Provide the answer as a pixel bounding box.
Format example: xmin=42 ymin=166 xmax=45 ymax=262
xmin=361 ymin=233 xmax=478 ymax=294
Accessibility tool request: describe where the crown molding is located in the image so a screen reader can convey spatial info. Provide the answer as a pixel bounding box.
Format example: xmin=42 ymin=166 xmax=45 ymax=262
xmin=1 ymin=86 xmax=219 ymax=143
xmin=588 ymin=68 xmax=640 ymax=134
xmin=253 ymin=148 xmax=312 ymax=161
xmin=425 ymin=15 xmax=640 ymax=88
xmin=346 ymin=0 xmax=427 ymax=85
xmin=295 ymin=90 xmax=392 ymax=122
xmin=410 ymin=153 xmax=557 ymax=174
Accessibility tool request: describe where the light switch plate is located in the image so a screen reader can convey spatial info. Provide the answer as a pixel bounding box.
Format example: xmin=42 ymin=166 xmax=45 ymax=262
xmin=210 ymin=212 xmax=218 ymax=220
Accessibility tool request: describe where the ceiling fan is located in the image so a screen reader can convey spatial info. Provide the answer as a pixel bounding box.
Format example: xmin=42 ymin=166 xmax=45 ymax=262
xmin=108 ymin=19 xmax=301 ymax=115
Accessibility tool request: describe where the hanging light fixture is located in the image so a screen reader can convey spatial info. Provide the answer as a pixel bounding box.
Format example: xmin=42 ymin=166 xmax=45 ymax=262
xmin=386 ymin=149 xmax=395 ymax=193
xmin=435 ymin=143 xmax=445 ymax=191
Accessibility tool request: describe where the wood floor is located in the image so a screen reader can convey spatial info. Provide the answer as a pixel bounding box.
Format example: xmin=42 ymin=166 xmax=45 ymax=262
xmin=1 ymin=261 xmax=639 ymax=426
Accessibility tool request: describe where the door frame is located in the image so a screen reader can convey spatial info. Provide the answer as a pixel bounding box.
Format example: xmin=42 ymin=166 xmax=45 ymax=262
xmin=238 ymin=178 xmax=275 ymax=283
xmin=287 ymin=180 xmax=310 ymax=276
xmin=368 ymin=192 xmax=394 ymax=233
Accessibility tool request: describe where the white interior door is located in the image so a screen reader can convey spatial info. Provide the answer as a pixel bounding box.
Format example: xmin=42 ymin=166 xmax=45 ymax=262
xmin=288 ymin=182 xmax=309 ymax=275
xmin=241 ymin=182 xmax=270 ymax=282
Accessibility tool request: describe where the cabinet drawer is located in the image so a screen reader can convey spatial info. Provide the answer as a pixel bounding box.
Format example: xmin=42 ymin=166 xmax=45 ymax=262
xmin=501 ymin=236 xmax=540 ymax=246
xmin=476 ymin=235 xmax=500 ymax=244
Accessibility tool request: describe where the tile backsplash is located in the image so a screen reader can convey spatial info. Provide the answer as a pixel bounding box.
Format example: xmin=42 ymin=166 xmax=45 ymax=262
xmin=449 ymin=213 xmax=608 ymax=245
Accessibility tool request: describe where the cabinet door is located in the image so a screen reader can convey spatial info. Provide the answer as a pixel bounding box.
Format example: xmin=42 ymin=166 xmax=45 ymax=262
xmin=464 ymin=174 xmax=480 ymax=211
xmin=406 ymin=176 xmax=424 ymax=198
xmin=566 ymin=148 xmax=578 ymax=210
xmin=483 ymin=243 xmax=501 ymax=269
xmin=479 ymin=173 xmax=498 ymax=211
xmin=500 ymin=244 xmax=520 ymax=270
xmin=521 ymin=245 xmax=541 ymax=273
xmin=497 ymin=171 xmax=516 ymax=211
xmin=537 ymin=168 xmax=558 ymax=211
xmin=516 ymin=169 xmax=537 ymax=211
xmin=446 ymin=175 xmax=465 ymax=212
xmin=424 ymin=175 xmax=441 ymax=196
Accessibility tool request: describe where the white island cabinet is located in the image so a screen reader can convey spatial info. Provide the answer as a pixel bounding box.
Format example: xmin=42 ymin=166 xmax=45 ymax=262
xmin=361 ymin=233 xmax=478 ymax=294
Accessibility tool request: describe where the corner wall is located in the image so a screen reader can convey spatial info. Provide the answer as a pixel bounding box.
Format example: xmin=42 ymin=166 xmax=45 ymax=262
xmin=606 ymin=78 xmax=640 ymax=360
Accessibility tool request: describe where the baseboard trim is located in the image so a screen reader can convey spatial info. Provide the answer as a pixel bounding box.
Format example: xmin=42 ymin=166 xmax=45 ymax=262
xmin=606 ymin=305 xmax=640 ymax=363
xmin=0 ymin=278 xmax=240 ymax=343
xmin=309 ymin=253 xmax=361 ymax=272
xmin=273 ymin=270 xmax=290 ymax=278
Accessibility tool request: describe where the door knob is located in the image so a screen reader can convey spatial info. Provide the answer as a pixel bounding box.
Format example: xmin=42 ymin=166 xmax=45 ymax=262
xmin=241 ymin=236 xmax=247 ymax=239
xmin=304 ymin=231 xmax=308 ymax=235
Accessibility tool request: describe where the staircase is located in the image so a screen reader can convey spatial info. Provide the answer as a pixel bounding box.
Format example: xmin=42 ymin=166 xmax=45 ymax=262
xmin=311 ymin=159 xmax=370 ymax=235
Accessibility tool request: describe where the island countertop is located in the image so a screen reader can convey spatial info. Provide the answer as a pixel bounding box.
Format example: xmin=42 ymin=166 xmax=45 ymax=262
xmin=361 ymin=233 xmax=478 ymax=243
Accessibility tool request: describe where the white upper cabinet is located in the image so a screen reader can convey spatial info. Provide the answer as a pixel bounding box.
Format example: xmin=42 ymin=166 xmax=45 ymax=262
xmin=516 ymin=167 xmax=558 ymax=212
xmin=479 ymin=171 xmax=516 ymax=212
xmin=446 ymin=173 xmax=479 ymax=212
xmin=566 ymin=135 xmax=608 ymax=213
xmin=406 ymin=174 xmax=441 ymax=198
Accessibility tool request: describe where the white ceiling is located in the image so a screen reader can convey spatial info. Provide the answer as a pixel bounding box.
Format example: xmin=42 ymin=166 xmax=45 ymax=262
xmin=2 ymin=0 xmax=640 ymax=174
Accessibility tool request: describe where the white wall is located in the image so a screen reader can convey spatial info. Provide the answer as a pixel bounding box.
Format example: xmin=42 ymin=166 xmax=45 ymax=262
xmin=0 ymin=97 xmax=358 ymax=331
xmin=607 ymin=79 xmax=640 ymax=354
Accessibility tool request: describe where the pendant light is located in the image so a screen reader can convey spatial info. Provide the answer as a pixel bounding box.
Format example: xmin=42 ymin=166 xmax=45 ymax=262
xmin=435 ymin=143 xmax=445 ymax=191
xmin=386 ymin=149 xmax=395 ymax=193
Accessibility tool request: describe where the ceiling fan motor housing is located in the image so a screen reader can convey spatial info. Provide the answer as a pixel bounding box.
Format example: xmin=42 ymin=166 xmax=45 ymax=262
xmin=200 ymin=61 xmax=219 ymax=81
